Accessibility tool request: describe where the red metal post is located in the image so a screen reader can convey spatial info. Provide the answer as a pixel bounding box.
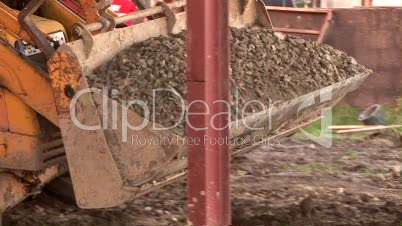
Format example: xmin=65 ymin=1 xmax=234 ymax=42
xmin=186 ymin=0 xmax=231 ymax=225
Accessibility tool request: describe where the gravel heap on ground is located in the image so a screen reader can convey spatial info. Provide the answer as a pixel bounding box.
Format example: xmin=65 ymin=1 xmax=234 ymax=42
xmin=87 ymin=27 xmax=369 ymax=131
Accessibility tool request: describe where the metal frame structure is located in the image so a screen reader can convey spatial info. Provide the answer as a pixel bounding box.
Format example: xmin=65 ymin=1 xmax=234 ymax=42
xmin=187 ymin=0 xmax=231 ymax=225
xmin=267 ymin=6 xmax=332 ymax=43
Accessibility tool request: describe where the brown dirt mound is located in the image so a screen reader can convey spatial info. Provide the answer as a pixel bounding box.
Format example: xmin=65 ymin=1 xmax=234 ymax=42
xmin=87 ymin=27 xmax=369 ymax=132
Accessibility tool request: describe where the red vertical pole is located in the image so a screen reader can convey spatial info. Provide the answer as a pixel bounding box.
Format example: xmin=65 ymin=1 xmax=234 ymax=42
xmin=186 ymin=0 xmax=231 ymax=224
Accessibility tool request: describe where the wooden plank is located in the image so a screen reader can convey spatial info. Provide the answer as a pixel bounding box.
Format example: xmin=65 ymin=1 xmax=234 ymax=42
xmin=266 ymin=6 xmax=331 ymax=13
xmin=336 ymin=125 xmax=402 ymax=134
xmin=328 ymin=125 xmax=367 ymax=130
xmin=273 ymin=27 xmax=321 ymax=35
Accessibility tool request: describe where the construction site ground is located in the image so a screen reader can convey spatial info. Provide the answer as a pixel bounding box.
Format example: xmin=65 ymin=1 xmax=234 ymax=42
xmin=4 ymin=137 xmax=402 ymax=226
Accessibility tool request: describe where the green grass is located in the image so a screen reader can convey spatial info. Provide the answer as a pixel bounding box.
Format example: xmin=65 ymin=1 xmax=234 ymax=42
xmin=364 ymin=169 xmax=374 ymax=178
xmin=294 ymin=103 xmax=364 ymax=140
xmin=295 ymin=100 xmax=402 ymax=140
xmin=381 ymin=98 xmax=402 ymax=130
xmin=342 ymin=150 xmax=359 ymax=160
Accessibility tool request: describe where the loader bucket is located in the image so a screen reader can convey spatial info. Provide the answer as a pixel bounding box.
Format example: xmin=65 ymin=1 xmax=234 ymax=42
xmin=47 ymin=0 xmax=370 ymax=209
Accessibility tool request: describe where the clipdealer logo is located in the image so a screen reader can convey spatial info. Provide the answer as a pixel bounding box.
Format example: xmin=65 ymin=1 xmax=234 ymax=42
xmin=297 ymin=86 xmax=333 ymax=148
xmin=69 ymin=86 xmax=333 ymax=148
xmin=130 ymin=133 xmax=280 ymax=149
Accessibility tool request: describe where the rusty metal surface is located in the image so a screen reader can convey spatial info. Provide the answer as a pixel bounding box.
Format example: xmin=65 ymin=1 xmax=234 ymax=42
xmin=18 ymin=0 xmax=55 ymax=58
xmin=266 ymin=6 xmax=332 ymax=42
xmin=317 ymin=10 xmax=332 ymax=43
xmin=0 ymin=2 xmax=34 ymax=44
xmin=0 ymin=164 xmax=67 ymax=214
xmin=76 ymin=0 xmax=100 ymax=23
xmin=0 ymin=165 xmax=67 ymax=217
xmin=0 ymin=165 xmax=67 ymax=225
xmin=49 ymin=49 xmax=125 ymax=208
xmin=0 ymin=173 xmax=29 ymax=213
xmin=47 ymin=49 xmax=82 ymax=117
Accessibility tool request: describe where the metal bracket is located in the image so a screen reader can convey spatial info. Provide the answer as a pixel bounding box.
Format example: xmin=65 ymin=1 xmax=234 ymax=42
xmin=156 ymin=2 xmax=177 ymax=34
xmin=72 ymin=24 xmax=94 ymax=58
xmin=97 ymin=16 xmax=112 ymax=33
xmin=18 ymin=0 xmax=56 ymax=58
xmin=95 ymin=0 xmax=115 ymax=32
xmin=99 ymin=6 xmax=116 ymax=32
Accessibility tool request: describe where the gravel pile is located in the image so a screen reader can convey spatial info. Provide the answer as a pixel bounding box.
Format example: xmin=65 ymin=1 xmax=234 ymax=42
xmin=87 ymin=27 xmax=369 ymax=132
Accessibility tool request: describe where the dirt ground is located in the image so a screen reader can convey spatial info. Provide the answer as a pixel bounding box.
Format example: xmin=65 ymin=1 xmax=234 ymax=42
xmin=3 ymin=138 xmax=402 ymax=226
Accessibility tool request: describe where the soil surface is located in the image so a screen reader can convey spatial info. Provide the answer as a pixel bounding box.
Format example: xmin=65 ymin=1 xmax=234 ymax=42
xmin=4 ymin=138 xmax=402 ymax=226
xmin=87 ymin=27 xmax=369 ymax=132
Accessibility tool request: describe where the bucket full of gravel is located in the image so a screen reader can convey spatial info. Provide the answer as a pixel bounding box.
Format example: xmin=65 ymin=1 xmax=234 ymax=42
xmin=87 ymin=27 xmax=371 ymax=136
xmin=48 ymin=11 xmax=370 ymax=204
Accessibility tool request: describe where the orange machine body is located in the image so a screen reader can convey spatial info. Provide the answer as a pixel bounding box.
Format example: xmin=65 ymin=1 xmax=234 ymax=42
xmin=0 ymin=0 xmax=96 ymax=171
xmin=0 ymin=1 xmax=108 ymax=213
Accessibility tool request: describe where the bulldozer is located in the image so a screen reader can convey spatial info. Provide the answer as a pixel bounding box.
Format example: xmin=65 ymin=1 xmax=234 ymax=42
xmin=0 ymin=0 xmax=369 ymax=224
